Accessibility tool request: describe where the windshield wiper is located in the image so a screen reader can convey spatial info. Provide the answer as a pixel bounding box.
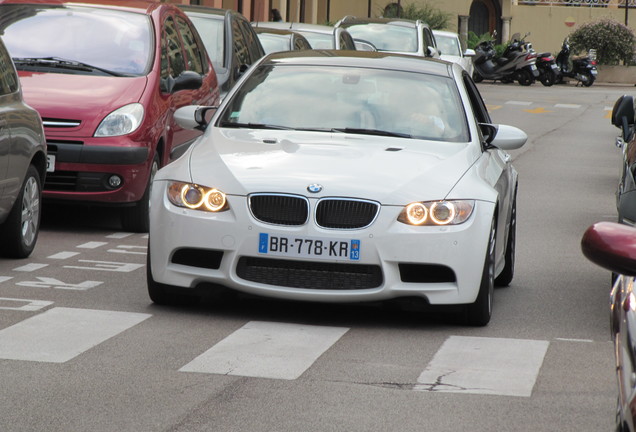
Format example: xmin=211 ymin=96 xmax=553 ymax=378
xmin=331 ymin=127 xmax=413 ymax=138
xmin=12 ymin=57 xmax=124 ymax=77
xmin=219 ymin=121 xmax=294 ymax=130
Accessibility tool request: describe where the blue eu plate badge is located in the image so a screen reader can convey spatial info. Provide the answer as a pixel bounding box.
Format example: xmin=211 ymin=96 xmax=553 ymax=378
xmin=259 ymin=233 xmax=360 ymax=261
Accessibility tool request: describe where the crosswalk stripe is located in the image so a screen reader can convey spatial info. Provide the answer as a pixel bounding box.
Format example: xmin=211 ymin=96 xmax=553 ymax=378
xmin=414 ymin=336 xmax=549 ymax=397
xmin=0 ymin=307 xmax=151 ymax=363
xmin=180 ymin=321 xmax=349 ymax=380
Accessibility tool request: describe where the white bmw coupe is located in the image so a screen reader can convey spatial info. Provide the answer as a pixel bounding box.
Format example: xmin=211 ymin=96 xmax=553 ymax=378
xmin=147 ymin=50 xmax=527 ymax=326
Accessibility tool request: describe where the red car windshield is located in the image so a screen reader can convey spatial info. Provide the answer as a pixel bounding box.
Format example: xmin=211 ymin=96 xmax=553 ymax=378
xmin=0 ymin=4 xmax=153 ymax=76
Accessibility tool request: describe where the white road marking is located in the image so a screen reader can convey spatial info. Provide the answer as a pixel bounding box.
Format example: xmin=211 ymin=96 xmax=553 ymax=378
xmin=554 ymin=104 xmax=581 ymax=109
xmin=108 ymin=245 xmax=147 ymax=255
xmin=415 ymin=336 xmax=549 ymax=397
xmin=77 ymin=241 xmax=108 ymax=249
xmin=506 ymin=101 xmax=532 ymax=106
xmin=0 ymin=307 xmax=151 ymax=363
xmin=106 ymin=233 xmax=133 ymax=239
xmin=63 ymin=260 xmax=144 ymax=272
xmin=13 ymin=263 xmax=48 ymax=272
xmin=0 ymin=297 xmax=53 ymax=311
xmin=180 ymin=321 xmax=349 ymax=380
xmin=555 ymin=337 xmax=594 ymax=343
xmin=47 ymin=251 xmax=80 ymax=260
xmin=0 ymin=276 xmax=13 ymax=284
xmin=16 ymin=277 xmax=102 ymax=291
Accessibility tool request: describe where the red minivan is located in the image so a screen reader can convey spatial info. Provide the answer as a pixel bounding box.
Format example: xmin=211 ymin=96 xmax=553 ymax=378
xmin=0 ymin=0 xmax=220 ymax=232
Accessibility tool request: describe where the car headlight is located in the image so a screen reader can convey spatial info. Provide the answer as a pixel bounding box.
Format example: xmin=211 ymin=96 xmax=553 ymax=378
xmin=167 ymin=181 xmax=229 ymax=212
xmin=95 ymin=103 xmax=144 ymax=137
xmin=398 ymin=200 xmax=474 ymax=226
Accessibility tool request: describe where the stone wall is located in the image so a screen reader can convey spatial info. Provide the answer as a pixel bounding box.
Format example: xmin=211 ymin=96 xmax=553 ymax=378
xmin=596 ymin=65 xmax=636 ymax=84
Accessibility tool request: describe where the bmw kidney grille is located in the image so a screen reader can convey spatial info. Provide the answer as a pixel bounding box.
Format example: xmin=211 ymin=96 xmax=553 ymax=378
xmin=249 ymin=194 xmax=379 ymax=229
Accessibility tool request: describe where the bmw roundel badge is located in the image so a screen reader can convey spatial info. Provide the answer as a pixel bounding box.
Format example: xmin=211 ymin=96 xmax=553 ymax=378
xmin=307 ymin=184 xmax=323 ymax=193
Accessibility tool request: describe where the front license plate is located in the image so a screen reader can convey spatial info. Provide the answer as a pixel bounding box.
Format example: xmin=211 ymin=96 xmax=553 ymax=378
xmin=46 ymin=154 xmax=55 ymax=173
xmin=591 ymin=69 xmax=598 ymax=75
xmin=550 ymin=64 xmax=559 ymax=70
xmin=530 ymin=64 xmax=538 ymax=70
xmin=258 ymin=233 xmax=360 ymax=261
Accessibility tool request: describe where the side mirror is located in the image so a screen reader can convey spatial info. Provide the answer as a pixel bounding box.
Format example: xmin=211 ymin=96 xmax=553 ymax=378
xmin=174 ymin=105 xmax=218 ymax=131
xmin=426 ymin=46 xmax=439 ymax=57
xmin=464 ymin=48 xmax=476 ymax=57
xmin=480 ymin=123 xmax=527 ymax=150
xmin=173 ymin=71 xmax=203 ymax=93
xmin=354 ymin=39 xmax=377 ymax=52
xmin=234 ymin=64 xmax=250 ymax=80
xmin=582 ymin=222 xmax=636 ymax=276
xmin=611 ymin=95 xmax=636 ymax=142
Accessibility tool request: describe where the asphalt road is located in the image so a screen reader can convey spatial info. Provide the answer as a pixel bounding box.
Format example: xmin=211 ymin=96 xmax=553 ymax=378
xmin=0 ymin=80 xmax=627 ymax=432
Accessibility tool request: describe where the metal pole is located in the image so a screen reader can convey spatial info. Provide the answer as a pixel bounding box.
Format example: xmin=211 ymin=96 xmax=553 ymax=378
xmin=626 ymin=0 xmax=629 ymax=26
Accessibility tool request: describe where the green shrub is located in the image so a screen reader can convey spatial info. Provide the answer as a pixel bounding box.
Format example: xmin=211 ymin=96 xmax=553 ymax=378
xmin=381 ymin=1 xmax=450 ymax=30
xmin=568 ymin=18 xmax=636 ymax=65
xmin=466 ymin=31 xmax=507 ymax=58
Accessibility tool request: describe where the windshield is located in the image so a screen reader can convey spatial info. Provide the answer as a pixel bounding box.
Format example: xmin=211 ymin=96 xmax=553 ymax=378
xmin=187 ymin=16 xmax=225 ymax=71
xmin=436 ymin=34 xmax=462 ymax=56
xmin=0 ymin=4 xmax=152 ymax=76
xmin=219 ymin=64 xmax=468 ymax=142
xmin=344 ymin=24 xmax=417 ymax=53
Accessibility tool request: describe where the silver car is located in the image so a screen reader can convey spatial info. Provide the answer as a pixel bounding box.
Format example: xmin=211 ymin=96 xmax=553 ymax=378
xmin=252 ymin=22 xmax=357 ymax=50
xmin=433 ymin=30 xmax=475 ymax=77
xmin=335 ymin=16 xmax=440 ymax=58
xmin=0 ymin=37 xmax=47 ymax=258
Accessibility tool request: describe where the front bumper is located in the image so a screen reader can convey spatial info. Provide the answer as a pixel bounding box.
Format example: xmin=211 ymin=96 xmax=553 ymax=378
xmin=149 ymin=182 xmax=495 ymax=305
xmin=45 ymin=138 xmax=150 ymax=204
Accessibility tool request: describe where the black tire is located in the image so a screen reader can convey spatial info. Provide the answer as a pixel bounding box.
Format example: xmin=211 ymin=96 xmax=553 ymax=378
xmin=146 ymin=244 xmax=199 ymax=306
xmin=472 ymin=71 xmax=483 ymax=83
xmin=495 ymin=194 xmax=516 ymax=287
xmin=517 ymin=69 xmax=533 ymax=86
xmin=582 ymin=72 xmax=595 ymax=87
xmin=539 ymin=70 xmax=556 ymax=87
xmin=146 ymin=246 xmax=175 ymax=305
xmin=121 ymin=154 xmax=159 ymax=233
xmin=464 ymin=218 xmax=496 ymax=326
xmin=616 ymin=397 xmax=627 ymax=432
xmin=0 ymin=165 xmax=42 ymax=258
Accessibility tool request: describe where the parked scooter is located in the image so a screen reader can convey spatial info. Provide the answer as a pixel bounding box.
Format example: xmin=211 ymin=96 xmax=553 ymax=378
xmin=472 ymin=33 xmax=539 ymax=86
xmin=535 ymin=51 xmax=560 ymax=86
xmin=555 ymin=38 xmax=597 ymax=87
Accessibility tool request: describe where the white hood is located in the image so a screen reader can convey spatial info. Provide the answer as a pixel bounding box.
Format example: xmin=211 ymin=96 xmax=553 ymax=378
xmin=187 ymin=129 xmax=480 ymax=205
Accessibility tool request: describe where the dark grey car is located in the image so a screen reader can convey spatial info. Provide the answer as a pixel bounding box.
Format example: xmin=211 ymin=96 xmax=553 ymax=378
xmin=179 ymin=5 xmax=265 ymax=98
xmin=611 ymin=95 xmax=636 ymax=226
xmin=0 ymin=37 xmax=47 ymax=258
